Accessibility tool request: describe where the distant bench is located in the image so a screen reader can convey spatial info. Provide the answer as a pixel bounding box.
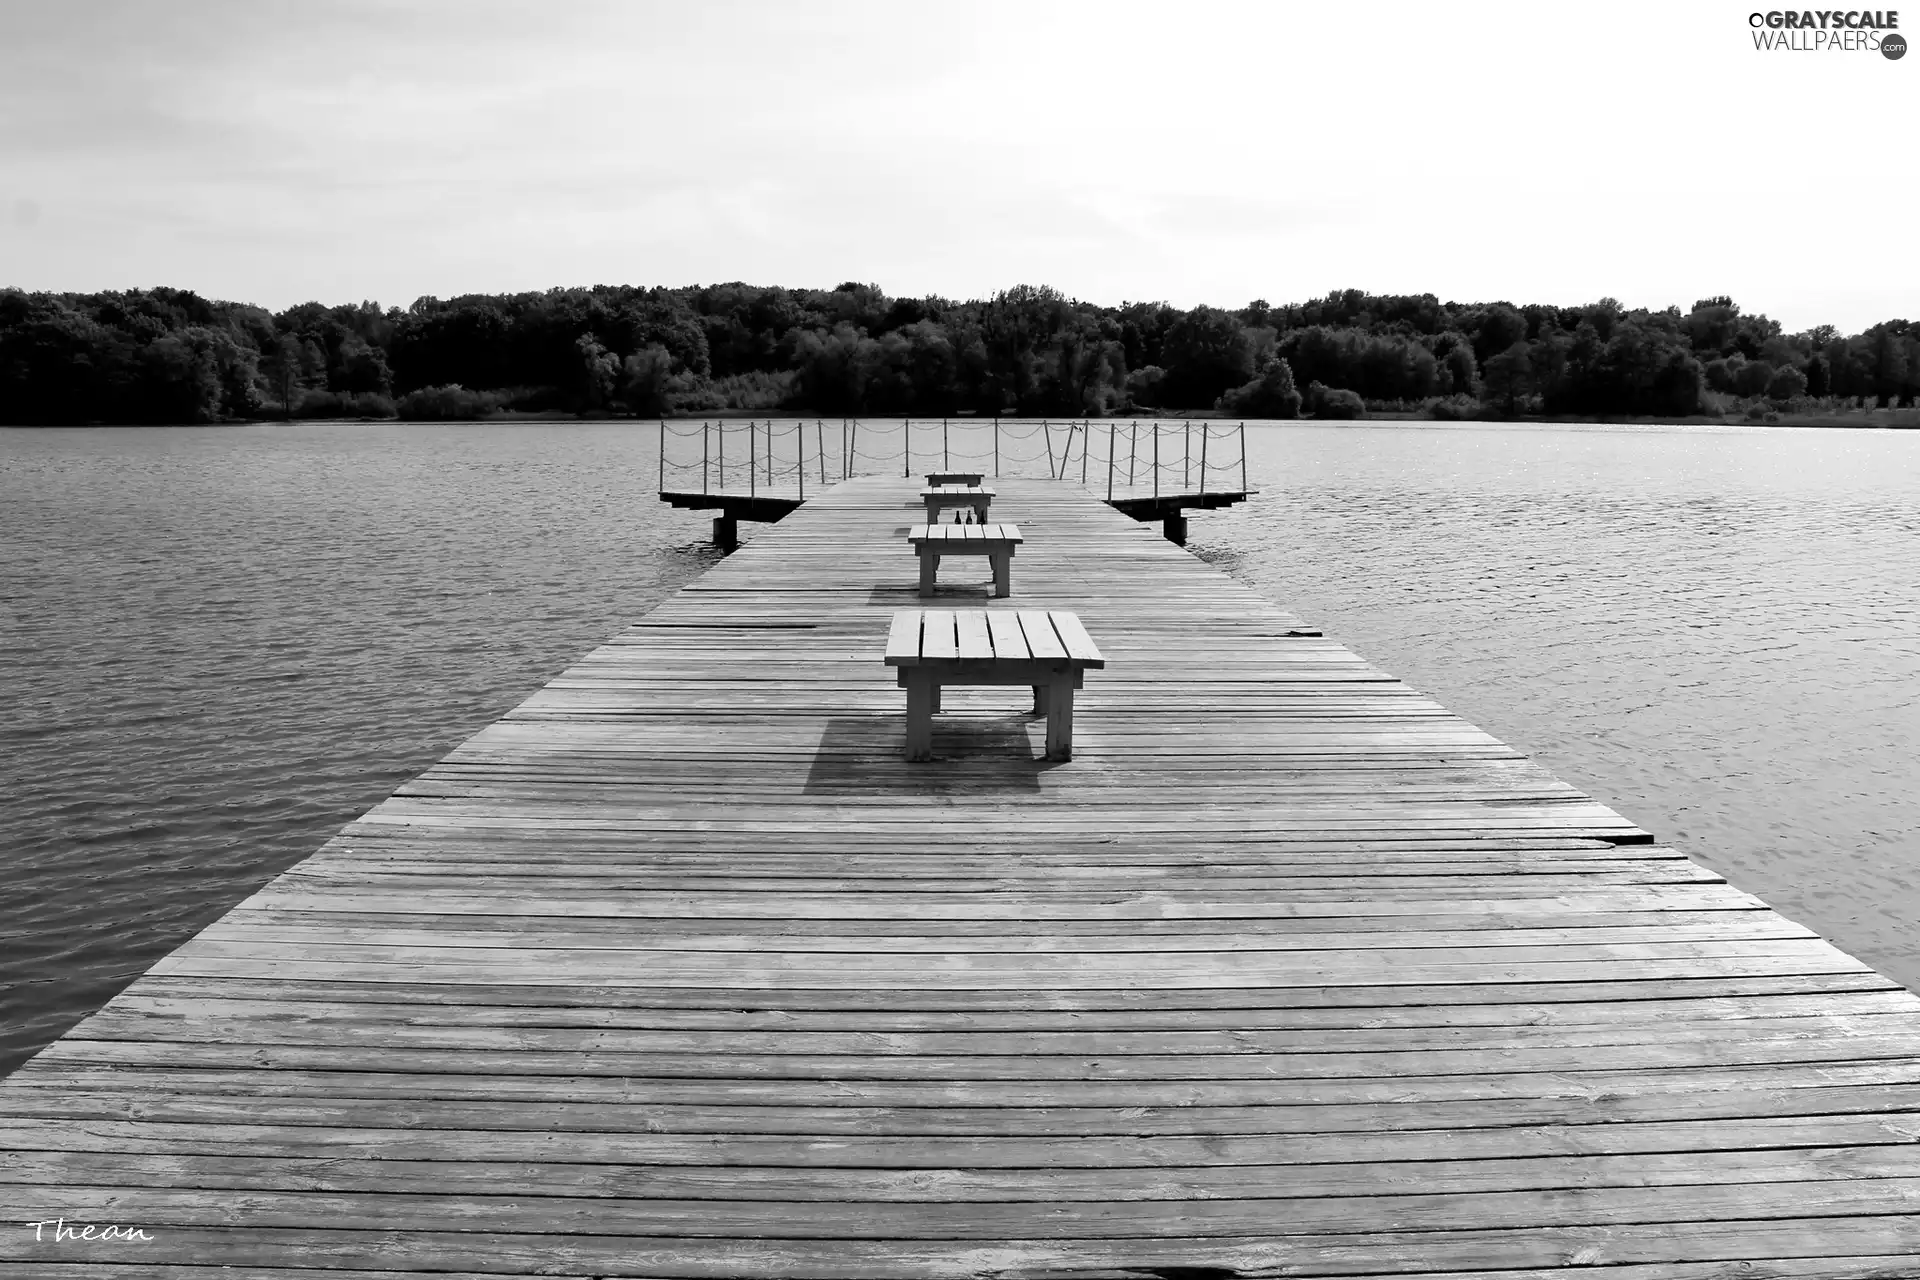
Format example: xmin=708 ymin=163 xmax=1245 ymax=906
xmin=921 ymin=483 xmax=993 ymax=524
xmin=885 ymin=608 xmax=1105 ymax=762
xmin=926 ymin=471 xmax=984 ymax=486
xmin=907 ymin=522 xmax=1023 ymax=597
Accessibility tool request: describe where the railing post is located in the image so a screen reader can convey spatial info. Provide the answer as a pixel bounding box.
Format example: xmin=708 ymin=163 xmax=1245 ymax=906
xmin=765 ymin=419 xmax=773 ymax=488
xmin=749 ymin=419 xmax=756 ymax=497
xmin=1184 ymin=421 xmax=1191 ymax=491
xmin=1152 ymin=420 xmax=1159 ymax=499
xmin=797 ymin=422 xmax=804 ymax=501
xmin=1042 ymin=419 xmax=1055 ymax=479
xmin=718 ymin=419 xmax=726 ymax=490
xmin=818 ymin=419 xmax=827 ymax=485
xmin=993 ymin=415 xmax=999 ymax=478
xmin=1106 ymin=423 xmax=1115 ymax=501
xmin=1240 ymin=421 xmax=1248 ymax=494
xmin=658 ymin=417 xmax=666 ymax=493
xmin=702 ymin=420 xmax=710 ymax=494
xmin=943 ymin=416 xmax=949 ymax=471
xmin=903 ymin=418 xmax=910 ymax=479
xmin=1128 ymin=420 xmax=1138 ymax=487
xmin=1199 ymin=420 xmax=1209 ymax=495
xmin=1081 ymin=419 xmax=1089 ymax=485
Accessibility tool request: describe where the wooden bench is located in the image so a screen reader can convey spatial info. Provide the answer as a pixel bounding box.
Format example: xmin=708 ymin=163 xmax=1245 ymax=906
xmin=884 ymin=608 xmax=1105 ymax=762
xmin=907 ymin=522 xmax=1023 ymax=597
xmin=920 ymin=482 xmax=993 ymax=523
xmin=926 ymin=471 xmax=984 ymax=486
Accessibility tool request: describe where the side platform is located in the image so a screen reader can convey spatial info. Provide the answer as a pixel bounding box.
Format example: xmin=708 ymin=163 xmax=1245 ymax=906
xmin=4 ymin=476 xmax=1919 ymax=1277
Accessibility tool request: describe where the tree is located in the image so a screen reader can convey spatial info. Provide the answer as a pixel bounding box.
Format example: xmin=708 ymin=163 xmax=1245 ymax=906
xmin=620 ymin=345 xmax=673 ymax=416
xmin=866 ymin=321 xmax=960 ymax=414
xmin=1443 ymin=341 xmax=1478 ymax=396
xmin=1867 ymin=326 xmax=1910 ymax=405
xmin=1480 ymin=341 xmax=1534 ymax=415
xmin=139 ymin=332 xmax=224 ymax=423
xmin=1468 ymin=304 xmax=1528 ymax=364
xmin=1766 ymin=363 xmax=1808 ymax=402
xmin=1159 ymin=306 xmax=1254 ymax=409
xmin=1116 ymin=301 xmax=1179 ymax=371
xmin=7 ymin=281 xmax=1917 ymax=427
xmin=1728 ymin=356 xmax=1773 ymax=398
xmin=1530 ymin=331 xmax=1572 ymax=408
xmin=260 ymin=334 xmax=304 ymax=416
xmin=791 ymin=324 xmax=876 ymax=413
xmin=1217 ymin=357 xmax=1303 ymax=418
xmin=1277 ymin=326 xmax=1350 ymax=392
xmin=1582 ymin=298 xmax=1623 ymax=342
xmin=1304 ymin=380 xmax=1365 ymax=419
xmin=1039 ymin=327 xmax=1127 ymax=416
xmin=0 ymin=297 xmax=118 ymax=423
xmin=974 ymin=285 xmax=1083 ymax=413
xmin=1125 ymin=365 xmax=1166 ymax=409
xmin=573 ymin=332 xmax=620 ymax=413
xmin=335 ymin=336 xmax=392 ymax=396
xmin=1685 ymin=297 xmax=1742 ymax=355
xmin=1804 ymin=355 xmax=1829 ymax=398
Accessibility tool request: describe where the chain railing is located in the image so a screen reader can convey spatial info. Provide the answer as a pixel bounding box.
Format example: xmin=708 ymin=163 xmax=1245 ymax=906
xmin=657 ymin=418 xmax=1250 ymax=501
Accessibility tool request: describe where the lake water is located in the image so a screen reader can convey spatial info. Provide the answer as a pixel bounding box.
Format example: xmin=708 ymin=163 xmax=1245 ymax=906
xmin=2 ymin=418 xmax=1916 ymax=1077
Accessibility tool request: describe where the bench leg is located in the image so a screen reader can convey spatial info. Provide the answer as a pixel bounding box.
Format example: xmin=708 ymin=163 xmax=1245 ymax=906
xmin=930 ymin=684 xmax=941 ymax=713
xmin=1044 ymin=680 xmax=1075 ymax=761
xmin=903 ymin=672 xmax=935 ymax=762
xmin=991 ymin=551 xmax=1011 ymax=598
xmin=919 ymin=552 xmax=937 ymax=597
xmin=1030 ymin=685 xmax=1045 ymax=716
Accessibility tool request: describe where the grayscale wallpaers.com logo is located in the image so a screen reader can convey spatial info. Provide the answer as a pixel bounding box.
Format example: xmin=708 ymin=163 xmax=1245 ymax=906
xmin=1748 ymin=9 xmax=1904 ymax=53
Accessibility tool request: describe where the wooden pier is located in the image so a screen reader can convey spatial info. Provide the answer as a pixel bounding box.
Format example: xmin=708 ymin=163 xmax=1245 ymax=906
xmin=5 ymin=476 xmax=1920 ymax=1276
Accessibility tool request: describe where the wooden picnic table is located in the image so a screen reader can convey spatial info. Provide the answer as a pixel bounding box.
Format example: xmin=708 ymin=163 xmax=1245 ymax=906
xmin=906 ymin=522 xmax=1023 ymax=597
xmin=884 ymin=608 xmax=1105 ymax=762
xmin=920 ymin=482 xmax=993 ymax=523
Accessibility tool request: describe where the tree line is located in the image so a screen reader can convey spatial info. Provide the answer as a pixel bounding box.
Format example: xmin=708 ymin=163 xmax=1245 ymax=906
xmin=2 ymin=282 xmax=1914 ymax=424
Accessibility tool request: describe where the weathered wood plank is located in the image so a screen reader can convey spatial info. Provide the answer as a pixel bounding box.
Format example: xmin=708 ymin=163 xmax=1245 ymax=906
xmin=3 ymin=475 xmax=1915 ymax=1276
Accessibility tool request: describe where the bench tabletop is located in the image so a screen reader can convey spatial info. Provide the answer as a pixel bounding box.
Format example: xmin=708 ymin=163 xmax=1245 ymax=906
xmin=906 ymin=522 xmax=1022 ymax=545
xmin=925 ymin=471 xmax=984 ymax=485
xmin=885 ymin=609 xmax=1104 ymax=668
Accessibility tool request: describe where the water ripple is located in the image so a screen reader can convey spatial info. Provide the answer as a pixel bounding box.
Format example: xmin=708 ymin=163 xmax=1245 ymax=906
xmin=1197 ymin=421 xmax=1920 ymax=990
xmin=0 ymin=422 xmax=718 ymax=1075
xmin=3 ymin=419 xmax=1916 ymax=1078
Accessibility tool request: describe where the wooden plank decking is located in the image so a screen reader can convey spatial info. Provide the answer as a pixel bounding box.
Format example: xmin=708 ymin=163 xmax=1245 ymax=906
xmin=5 ymin=475 xmax=1920 ymax=1277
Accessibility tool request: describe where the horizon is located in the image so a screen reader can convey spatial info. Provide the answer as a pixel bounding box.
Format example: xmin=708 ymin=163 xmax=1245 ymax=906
xmin=3 ymin=1 xmax=1915 ymax=335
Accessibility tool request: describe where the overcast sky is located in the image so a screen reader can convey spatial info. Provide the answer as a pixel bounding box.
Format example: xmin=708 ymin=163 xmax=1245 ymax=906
xmin=1 ymin=0 xmax=1913 ymax=332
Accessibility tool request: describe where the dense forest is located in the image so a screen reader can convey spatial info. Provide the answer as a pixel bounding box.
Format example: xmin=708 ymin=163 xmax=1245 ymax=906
xmin=2 ymin=281 xmax=1915 ymax=424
